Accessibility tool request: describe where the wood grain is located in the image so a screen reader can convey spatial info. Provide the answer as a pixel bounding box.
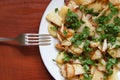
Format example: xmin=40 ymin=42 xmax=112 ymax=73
xmin=0 ymin=0 xmax=54 ymax=80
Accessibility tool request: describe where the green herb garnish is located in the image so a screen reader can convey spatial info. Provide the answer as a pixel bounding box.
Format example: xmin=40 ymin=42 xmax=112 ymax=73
xmin=65 ymin=9 xmax=83 ymax=30
xmin=83 ymin=73 xmax=92 ymax=80
xmin=106 ymin=58 xmax=118 ymax=75
xmin=71 ymin=26 xmax=90 ymax=47
xmin=63 ymin=30 xmax=68 ymax=35
xmin=84 ymin=40 xmax=92 ymax=52
xmin=50 ymin=26 xmax=57 ymax=31
xmin=55 ymin=8 xmax=59 ymax=13
xmin=79 ymin=5 xmax=99 ymax=16
xmin=83 ymin=64 xmax=89 ymax=72
xmin=63 ymin=52 xmax=77 ymax=62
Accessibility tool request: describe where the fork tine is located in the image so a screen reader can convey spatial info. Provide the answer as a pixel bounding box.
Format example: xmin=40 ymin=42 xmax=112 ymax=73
xmin=26 ymin=33 xmax=51 ymax=36
xmin=26 ymin=39 xmax=51 ymax=42
xmin=26 ymin=37 xmax=51 ymax=39
xmin=25 ymin=42 xmax=51 ymax=46
xmin=25 ymin=33 xmax=51 ymax=39
xmin=24 ymin=33 xmax=51 ymax=46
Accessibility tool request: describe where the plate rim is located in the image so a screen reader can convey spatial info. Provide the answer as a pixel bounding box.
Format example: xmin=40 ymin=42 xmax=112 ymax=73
xmin=38 ymin=0 xmax=64 ymax=80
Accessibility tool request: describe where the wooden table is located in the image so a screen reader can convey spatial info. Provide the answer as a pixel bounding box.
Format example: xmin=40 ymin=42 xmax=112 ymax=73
xmin=0 ymin=0 xmax=54 ymax=80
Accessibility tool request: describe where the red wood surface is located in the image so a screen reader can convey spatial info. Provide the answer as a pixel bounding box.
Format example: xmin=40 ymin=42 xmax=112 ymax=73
xmin=0 ymin=0 xmax=54 ymax=80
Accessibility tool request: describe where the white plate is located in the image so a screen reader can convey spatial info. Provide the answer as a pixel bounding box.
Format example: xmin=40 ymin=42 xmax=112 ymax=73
xmin=39 ymin=0 xmax=120 ymax=80
xmin=39 ymin=0 xmax=64 ymax=80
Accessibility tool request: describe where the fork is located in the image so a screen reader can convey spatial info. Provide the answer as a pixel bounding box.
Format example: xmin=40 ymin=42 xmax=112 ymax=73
xmin=0 ymin=33 xmax=51 ymax=46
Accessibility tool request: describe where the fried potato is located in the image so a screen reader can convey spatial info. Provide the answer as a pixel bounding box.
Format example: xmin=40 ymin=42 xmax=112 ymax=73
xmin=109 ymin=0 xmax=120 ymax=5
xmin=56 ymin=52 xmax=65 ymax=64
xmin=98 ymin=44 xmax=103 ymax=51
xmin=61 ymin=40 xmax=72 ymax=46
xmin=61 ymin=63 xmax=75 ymax=78
xmin=69 ymin=76 xmax=79 ymax=80
xmin=108 ymin=49 xmax=117 ymax=58
xmin=90 ymin=41 xmax=100 ymax=48
xmin=88 ymin=2 xmax=103 ymax=12
xmin=116 ymin=61 xmax=120 ymax=69
xmin=67 ymin=0 xmax=78 ymax=10
xmin=97 ymin=59 xmax=106 ymax=72
xmin=79 ymin=75 xmax=84 ymax=80
xmin=73 ymin=64 xmax=85 ymax=75
xmin=91 ymin=49 xmax=102 ymax=60
xmin=102 ymin=39 xmax=107 ymax=52
xmin=108 ymin=66 xmax=119 ymax=80
xmin=48 ymin=23 xmax=57 ymax=37
xmin=59 ymin=6 xmax=69 ymax=21
xmin=55 ymin=44 xmax=66 ymax=51
xmin=78 ymin=42 xmax=85 ymax=49
xmin=73 ymin=0 xmax=95 ymax=5
xmin=70 ymin=46 xmax=83 ymax=55
xmin=46 ymin=11 xmax=62 ymax=26
xmin=57 ymin=32 xmax=63 ymax=42
xmin=61 ymin=63 xmax=85 ymax=79
xmin=108 ymin=48 xmax=120 ymax=58
xmin=92 ymin=69 xmax=104 ymax=80
xmin=91 ymin=66 xmax=97 ymax=75
xmin=116 ymin=48 xmax=120 ymax=58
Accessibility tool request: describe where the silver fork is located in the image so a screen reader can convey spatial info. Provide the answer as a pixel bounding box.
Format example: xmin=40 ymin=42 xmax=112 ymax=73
xmin=0 ymin=33 xmax=51 ymax=46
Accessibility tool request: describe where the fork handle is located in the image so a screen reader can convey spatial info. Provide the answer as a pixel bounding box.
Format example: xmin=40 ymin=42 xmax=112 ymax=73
xmin=0 ymin=38 xmax=14 ymax=41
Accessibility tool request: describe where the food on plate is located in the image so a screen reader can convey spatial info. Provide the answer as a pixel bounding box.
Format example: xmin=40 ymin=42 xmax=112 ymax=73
xmin=46 ymin=0 xmax=120 ymax=80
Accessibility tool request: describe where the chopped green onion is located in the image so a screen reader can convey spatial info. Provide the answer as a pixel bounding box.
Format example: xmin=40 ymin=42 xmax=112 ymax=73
xmin=55 ymin=8 xmax=59 ymax=13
